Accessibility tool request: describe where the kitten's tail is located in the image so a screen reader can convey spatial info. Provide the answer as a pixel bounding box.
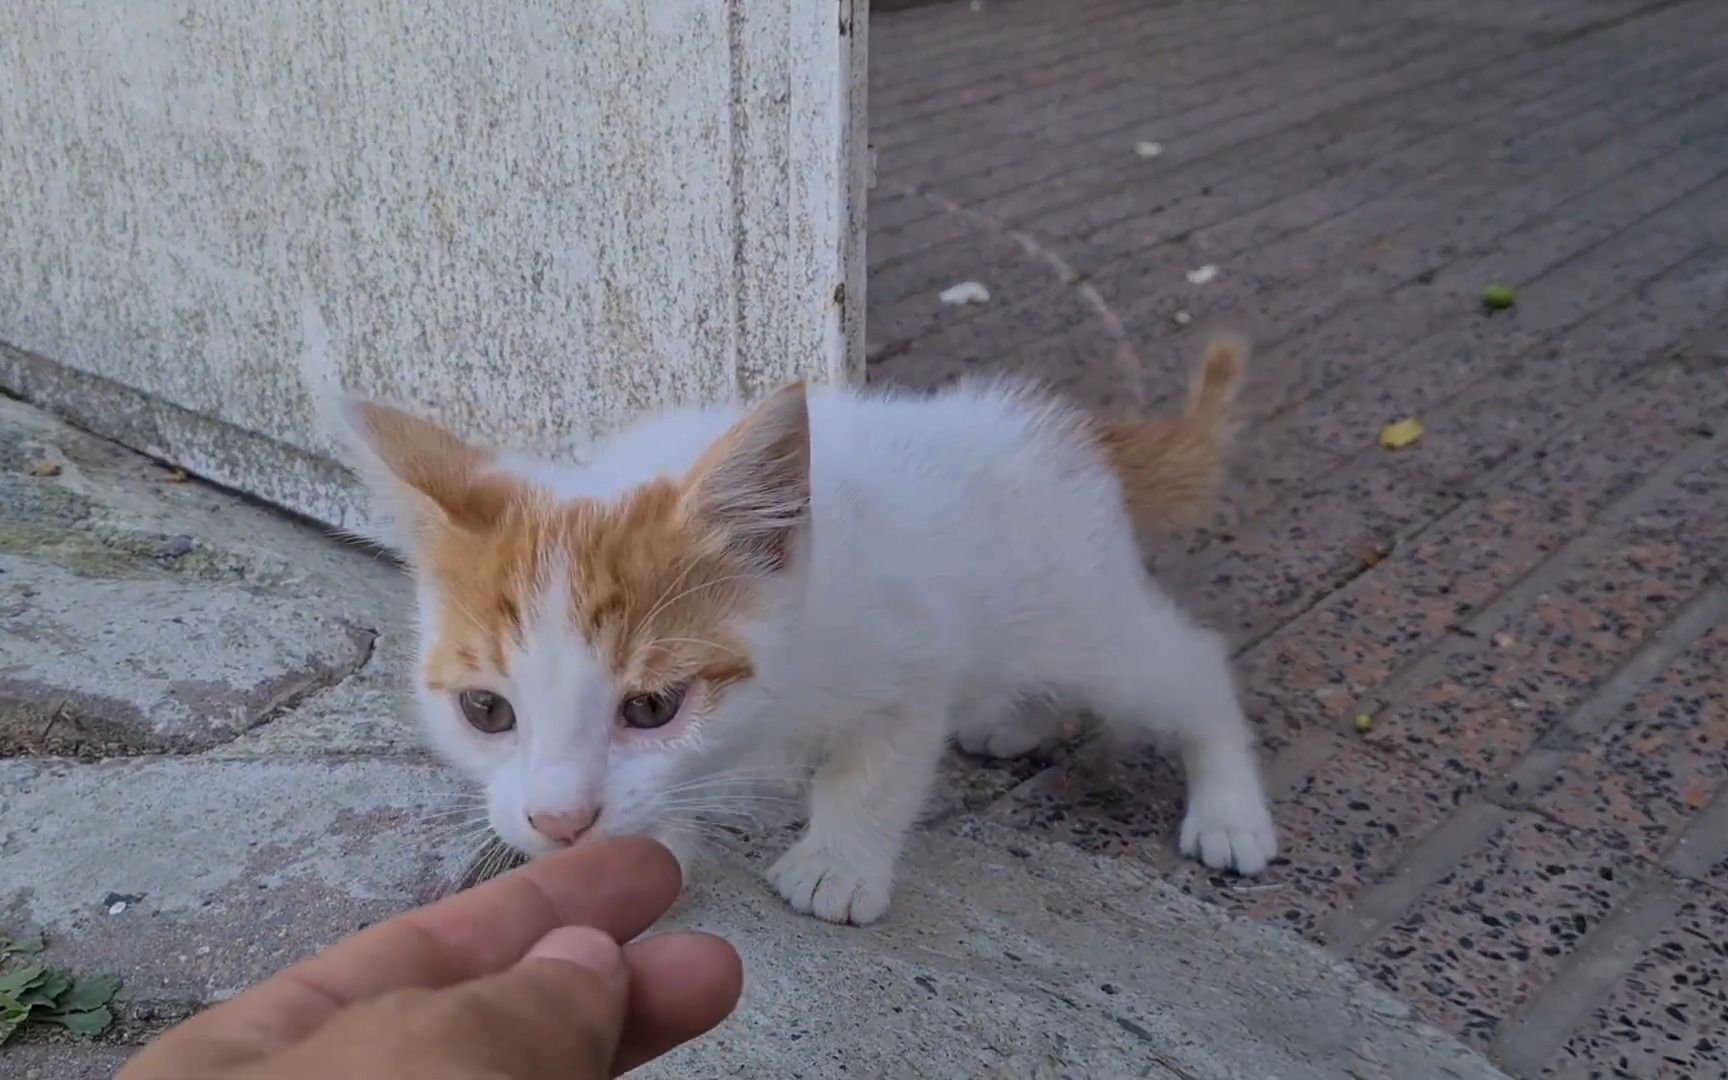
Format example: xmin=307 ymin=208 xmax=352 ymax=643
xmin=1092 ymin=332 xmax=1247 ymax=535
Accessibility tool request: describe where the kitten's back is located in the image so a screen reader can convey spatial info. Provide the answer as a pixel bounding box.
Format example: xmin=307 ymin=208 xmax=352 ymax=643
xmin=562 ymin=336 xmax=1243 ymax=554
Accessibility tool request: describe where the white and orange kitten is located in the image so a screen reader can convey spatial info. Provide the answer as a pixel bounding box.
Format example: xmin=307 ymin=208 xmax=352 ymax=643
xmin=340 ymin=336 xmax=1276 ymax=925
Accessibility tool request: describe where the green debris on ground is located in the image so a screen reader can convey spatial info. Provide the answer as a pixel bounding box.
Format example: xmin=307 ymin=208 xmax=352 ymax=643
xmin=1481 ymin=283 xmax=1517 ymax=311
xmin=0 ymin=931 xmax=120 ymax=1043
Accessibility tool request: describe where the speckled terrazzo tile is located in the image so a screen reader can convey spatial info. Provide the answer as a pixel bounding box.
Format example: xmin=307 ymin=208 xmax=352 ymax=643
xmin=1280 ymin=305 xmax=1728 ymax=499
xmin=1546 ymin=886 xmax=1728 ymax=1078
xmin=1367 ymin=540 xmax=1715 ymax=783
xmin=1234 ymin=367 xmax=1728 ymax=739
xmin=869 ymin=284 xmax=1099 ymax=392
xmin=1178 ymin=463 xmax=1458 ymax=643
xmin=926 ymin=745 xmax=1056 ymax=824
xmin=1534 ymin=623 xmax=1728 ymax=862
xmin=1365 ymin=814 xmax=1643 ymax=1048
xmin=978 ymin=740 xmax=1189 ymax=863
xmin=866 ymin=229 xmax=1057 ymax=356
xmin=1612 ymin=455 xmax=1728 ymax=581
xmin=1159 ymin=739 xmax=1469 ymax=940
xmin=1185 ymin=427 xmax=1348 ymax=544
xmin=1235 ymin=502 xmax=1567 ymax=739
xmin=1276 ymin=319 xmax=1539 ymax=465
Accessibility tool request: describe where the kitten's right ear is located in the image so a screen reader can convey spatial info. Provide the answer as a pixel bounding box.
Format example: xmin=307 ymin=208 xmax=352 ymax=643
xmin=334 ymin=397 xmax=517 ymax=549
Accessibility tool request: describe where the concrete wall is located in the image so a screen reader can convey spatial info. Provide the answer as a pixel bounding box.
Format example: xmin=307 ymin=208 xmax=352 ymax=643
xmin=0 ymin=0 xmax=868 ymax=528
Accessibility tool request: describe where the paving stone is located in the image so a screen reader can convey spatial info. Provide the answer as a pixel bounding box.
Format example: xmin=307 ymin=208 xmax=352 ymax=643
xmin=874 ymin=0 xmax=1363 ymax=168
xmin=869 ymin=280 xmax=1101 ymax=381
xmin=983 ymin=0 xmax=1694 ymax=234
xmin=1547 ymin=886 xmax=1728 ymax=1078
xmin=1175 ymin=453 xmax=1460 ymax=650
xmin=867 ymin=2 xmax=1728 ymax=1075
xmin=967 ymin=15 xmax=1501 ymax=228
xmin=1369 ymin=516 xmax=1722 ymax=783
xmin=0 ymin=553 xmax=373 ymax=754
xmin=927 ymin=745 xmax=1053 ymax=824
xmin=1080 ymin=30 xmax=1724 ymax=291
xmin=977 ymin=739 xmax=1189 ymax=864
xmin=1175 ymin=739 xmax=1470 ymax=942
xmin=0 ymin=400 xmax=394 ymax=754
xmin=1532 ymin=617 xmax=1728 ymax=864
xmin=866 ymin=225 xmax=1064 ymax=359
xmin=1236 ymin=363 xmax=1728 ymax=738
xmin=0 ymin=758 xmax=1507 ymax=1080
xmin=1364 ymin=814 xmax=1644 ymax=1049
xmin=0 ymin=1042 xmax=136 ymax=1079
xmin=208 ymin=627 xmax=428 ymax=759
xmin=0 ymin=756 xmax=475 ymax=1053
xmin=1122 ymin=68 xmax=1728 ymax=391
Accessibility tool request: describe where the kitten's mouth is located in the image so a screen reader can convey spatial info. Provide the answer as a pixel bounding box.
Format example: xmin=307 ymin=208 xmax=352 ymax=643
xmin=566 ymin=823 xmax=610 ymax=849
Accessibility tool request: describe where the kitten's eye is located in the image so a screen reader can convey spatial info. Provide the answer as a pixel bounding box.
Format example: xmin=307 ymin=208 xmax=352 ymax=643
xmin=619 ymin=684 xmax=687 ymax=730
xmin=458 ymin=689 xmax=516 ymax=734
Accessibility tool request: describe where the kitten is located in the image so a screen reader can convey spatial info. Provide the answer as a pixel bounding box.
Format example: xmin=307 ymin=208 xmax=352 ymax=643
xmin=339 ymin=335 xmax=1276 ymax=925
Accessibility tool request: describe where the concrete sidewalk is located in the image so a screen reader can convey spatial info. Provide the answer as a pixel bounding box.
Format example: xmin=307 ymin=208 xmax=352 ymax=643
xmin=0 ymin=394 xmax=1504 ymax=1077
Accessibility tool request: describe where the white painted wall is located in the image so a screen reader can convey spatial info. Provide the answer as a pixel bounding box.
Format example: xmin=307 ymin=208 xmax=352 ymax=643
xmin=0 ymin=0 xmax=868 ymax=527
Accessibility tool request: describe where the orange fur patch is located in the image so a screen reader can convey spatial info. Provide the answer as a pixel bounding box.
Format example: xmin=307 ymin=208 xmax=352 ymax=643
xmin=348 ymin=396 xmax=802 ymax=706
xmin=420 ymin=487 xmax=761 ymax=701
xmin=1093 ymin=333 xmax=1247 ymax=534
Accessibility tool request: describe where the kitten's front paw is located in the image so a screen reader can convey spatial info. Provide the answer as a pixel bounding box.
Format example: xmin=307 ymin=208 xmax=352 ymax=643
xmin=1179 ymin=789 xmax=1278 ymax=876
xmin=767 ymin=837 xmax=892 ymax=926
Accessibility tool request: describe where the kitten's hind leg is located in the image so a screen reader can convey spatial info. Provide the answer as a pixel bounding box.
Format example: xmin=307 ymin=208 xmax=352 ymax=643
xmin=952 ymin=691 xmax=1067 ymax=760
xmin=1074 ymin=588 xmax=1277 ymax=875
xmin=768 ymin=700 xmax=948 ymax=926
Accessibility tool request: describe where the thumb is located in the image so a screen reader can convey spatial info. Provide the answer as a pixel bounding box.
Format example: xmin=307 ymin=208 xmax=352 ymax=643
xmin=442 ymin=926 xmax=631 ymax=1078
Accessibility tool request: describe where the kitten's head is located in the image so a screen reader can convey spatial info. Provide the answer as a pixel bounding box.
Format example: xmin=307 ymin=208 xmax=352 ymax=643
xmin=340 ymin=386 xmax=809 ymax=857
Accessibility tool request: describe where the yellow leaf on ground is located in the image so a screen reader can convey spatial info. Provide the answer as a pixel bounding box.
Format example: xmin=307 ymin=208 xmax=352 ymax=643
xmin=1379 ymin=417 xmax=1424 ymax=449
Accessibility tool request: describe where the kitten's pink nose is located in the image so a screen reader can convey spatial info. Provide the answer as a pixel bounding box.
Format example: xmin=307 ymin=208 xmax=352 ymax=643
xmin=527 ymin=805 xmax=599 ymax=846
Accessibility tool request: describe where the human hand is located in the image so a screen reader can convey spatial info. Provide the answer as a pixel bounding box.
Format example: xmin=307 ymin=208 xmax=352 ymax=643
xmin=119 ymin=836 xmax=741 ymax=1078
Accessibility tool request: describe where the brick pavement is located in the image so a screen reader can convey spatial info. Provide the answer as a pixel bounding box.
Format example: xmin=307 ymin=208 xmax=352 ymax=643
xmin=867 ymin=0 xmax=1728 ymax=1075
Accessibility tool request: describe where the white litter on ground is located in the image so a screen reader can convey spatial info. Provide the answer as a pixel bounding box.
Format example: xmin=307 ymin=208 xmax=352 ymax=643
xmin=1186 ymin=264 xmax=1219 ymax=285
xmin=939 ymin=281 xmax=992 ymax=306
xmin=1173 ymin=309 xmax=1193 ymax=326
xmin=1134 ymin=141 xmax=1164 ymax=158
xmin=107 ymin=901 xmax=127 ymax=916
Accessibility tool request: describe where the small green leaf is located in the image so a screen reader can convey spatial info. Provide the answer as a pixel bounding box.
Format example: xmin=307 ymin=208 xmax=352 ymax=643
xmin=41 ymin=1005 xmax=114 ymax=1038
xmin=0 ymin=994 xmax=28 ymax=1044
xmin=56 ymin=973 xmax=120 ymax=1014
xmin=13 ymin=933 xmax=46 ymax=954
xmin=17 ymin=970 xmax=71 ymax=1010
xmin=0 ymin=964 xmax=48 ymax=997
xmin=1481 ymin=283 xmax=1517 ymax=311
xmin=0 ymin=932 xmax=47 ymax=962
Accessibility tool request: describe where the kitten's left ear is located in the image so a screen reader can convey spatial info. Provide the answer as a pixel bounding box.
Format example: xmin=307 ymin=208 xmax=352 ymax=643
xmin=684 ymin=382 xmax=810 ymax=570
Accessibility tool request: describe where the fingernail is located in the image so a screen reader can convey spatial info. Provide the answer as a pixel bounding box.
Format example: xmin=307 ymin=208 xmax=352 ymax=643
xmin=527 ymin=926 xmax=623 ymax=975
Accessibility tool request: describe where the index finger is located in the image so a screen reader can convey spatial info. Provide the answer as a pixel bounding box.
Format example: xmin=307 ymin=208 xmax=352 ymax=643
xmin=129 ymin=836 xmax=681 ymax=1069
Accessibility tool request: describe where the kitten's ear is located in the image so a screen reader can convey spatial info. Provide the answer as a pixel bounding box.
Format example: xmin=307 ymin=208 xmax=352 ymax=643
xmin=684 ymin=382 xmax=811 ymax=569
xmin=336 ymin=398 xmax=518 ymax=549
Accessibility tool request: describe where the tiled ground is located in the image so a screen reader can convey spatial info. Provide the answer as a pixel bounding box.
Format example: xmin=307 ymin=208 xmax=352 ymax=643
xmin=866 ymin=0 xmax=1728 ymax=1075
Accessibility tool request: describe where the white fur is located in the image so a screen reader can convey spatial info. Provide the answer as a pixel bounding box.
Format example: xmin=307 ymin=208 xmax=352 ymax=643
xmin=392 ymin=379 xmax=1276 ymax=925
